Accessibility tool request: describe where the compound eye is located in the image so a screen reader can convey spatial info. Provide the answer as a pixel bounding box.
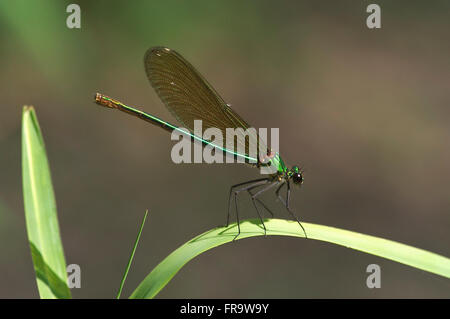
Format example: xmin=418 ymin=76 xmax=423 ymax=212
xmin=292 ymin=172 xmax=303 ymax=184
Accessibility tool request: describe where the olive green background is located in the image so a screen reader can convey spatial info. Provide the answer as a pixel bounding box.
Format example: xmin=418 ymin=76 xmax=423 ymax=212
xmin=0 ymin=0 xmax=449 ymax=298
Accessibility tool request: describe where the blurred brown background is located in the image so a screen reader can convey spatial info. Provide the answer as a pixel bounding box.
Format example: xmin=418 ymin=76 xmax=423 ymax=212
xmin=0 ymin=0 xmax=449 ymax=298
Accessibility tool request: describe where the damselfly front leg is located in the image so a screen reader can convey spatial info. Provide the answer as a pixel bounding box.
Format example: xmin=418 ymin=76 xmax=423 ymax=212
xmin=276 ymin=182 xmax=307 ymax=238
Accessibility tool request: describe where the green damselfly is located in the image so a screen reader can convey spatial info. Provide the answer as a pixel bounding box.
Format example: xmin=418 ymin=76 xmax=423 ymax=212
xmin=95 ymin=47 xmax=306 ymax=239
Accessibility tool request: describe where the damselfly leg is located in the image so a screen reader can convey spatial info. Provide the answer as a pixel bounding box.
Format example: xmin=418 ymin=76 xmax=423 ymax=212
xmin=276 ymin=182 xmax=307 ymax=238
xmin=227 ymin=178 xmax=283 ymax=240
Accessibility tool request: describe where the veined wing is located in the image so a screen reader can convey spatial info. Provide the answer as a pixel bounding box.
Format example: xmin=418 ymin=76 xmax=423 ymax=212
xmin=144 ymin=47 xmax=268 ymax=161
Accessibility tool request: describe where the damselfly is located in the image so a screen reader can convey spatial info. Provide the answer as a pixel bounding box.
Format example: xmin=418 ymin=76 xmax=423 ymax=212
xmin=95 ymin=47 xmax=306 ymax=239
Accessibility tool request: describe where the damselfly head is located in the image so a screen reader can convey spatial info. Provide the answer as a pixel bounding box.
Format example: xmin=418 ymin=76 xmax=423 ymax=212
xmin=288 ymin=165 xmax=304 ymax=186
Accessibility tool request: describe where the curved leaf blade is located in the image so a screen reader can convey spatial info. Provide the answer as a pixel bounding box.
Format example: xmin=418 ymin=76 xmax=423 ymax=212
xmin=130 ymin=219 xmax=450 ymax=299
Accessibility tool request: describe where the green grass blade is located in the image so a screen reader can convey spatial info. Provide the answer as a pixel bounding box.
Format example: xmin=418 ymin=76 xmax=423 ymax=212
xmin=117 ymin=210 xmax=149 ymax=299
xmin=21 ymin=106 xmax=71 ymax=299
xmin=130 ymin=219 xmax=450 ymax=299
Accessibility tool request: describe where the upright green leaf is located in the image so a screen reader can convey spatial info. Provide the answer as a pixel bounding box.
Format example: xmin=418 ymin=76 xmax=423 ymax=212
xmin=22 ymin=106 xmax=71 ymax=299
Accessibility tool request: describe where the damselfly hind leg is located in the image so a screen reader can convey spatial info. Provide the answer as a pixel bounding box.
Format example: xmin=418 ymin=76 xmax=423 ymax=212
xmin=226 ymin=178 xmax=271 ymax=241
